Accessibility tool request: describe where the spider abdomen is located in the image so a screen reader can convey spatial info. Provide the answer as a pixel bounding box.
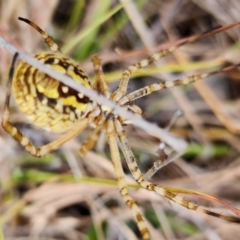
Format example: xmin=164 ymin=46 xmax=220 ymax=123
xmin=13 ymin=52 xmax=96 ymax=132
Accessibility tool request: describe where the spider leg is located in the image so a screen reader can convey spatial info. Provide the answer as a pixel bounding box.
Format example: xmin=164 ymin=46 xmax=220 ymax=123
xmin=111 ymin=20 xmax=240 ymax=102
xmin=91 ymin=54 xmax=110 ymax=98
xmin=118 ymin=63 xmax=240 ymax=105
xmin=107 ymin=119 xmax=150 ymax=240
xmin=2 ymin=53 xmax=89 ymax=157
xmin=114 ymin=119 xmax=240 ymax=223
xmin=3 ymin=115 xmax=89 ymax=157
xmin=18 ymin=17 xmax=61 ymax=52
xmin=79 ymin=115 xmax=106 ymax=156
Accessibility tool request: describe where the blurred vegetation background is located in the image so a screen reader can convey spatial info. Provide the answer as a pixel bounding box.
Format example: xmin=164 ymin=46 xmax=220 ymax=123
xmin=1 ymin=0 xmax=240 ymax=239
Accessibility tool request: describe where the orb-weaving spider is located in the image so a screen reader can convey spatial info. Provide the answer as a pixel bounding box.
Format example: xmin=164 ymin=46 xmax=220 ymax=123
xmin=2 ymin=17 xmax=240 ymax=239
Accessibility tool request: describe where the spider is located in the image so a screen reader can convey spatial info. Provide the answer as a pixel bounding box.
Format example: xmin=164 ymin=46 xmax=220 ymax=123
xmin=2 ymin=17 xmax=240 ymax=240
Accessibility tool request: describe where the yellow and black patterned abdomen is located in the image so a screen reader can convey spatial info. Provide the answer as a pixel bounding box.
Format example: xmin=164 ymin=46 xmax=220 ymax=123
xmin=13 ymin=52 xmax=96 ymax=132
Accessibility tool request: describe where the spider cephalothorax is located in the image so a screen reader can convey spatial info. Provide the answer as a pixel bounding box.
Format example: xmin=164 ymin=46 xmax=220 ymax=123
xmin=2 ymin=17 xmax=240 ymax=240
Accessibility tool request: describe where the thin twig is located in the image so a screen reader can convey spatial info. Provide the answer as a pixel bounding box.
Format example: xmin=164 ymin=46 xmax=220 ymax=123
xmin=0 ymin=37 xmax=187 ymax=153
